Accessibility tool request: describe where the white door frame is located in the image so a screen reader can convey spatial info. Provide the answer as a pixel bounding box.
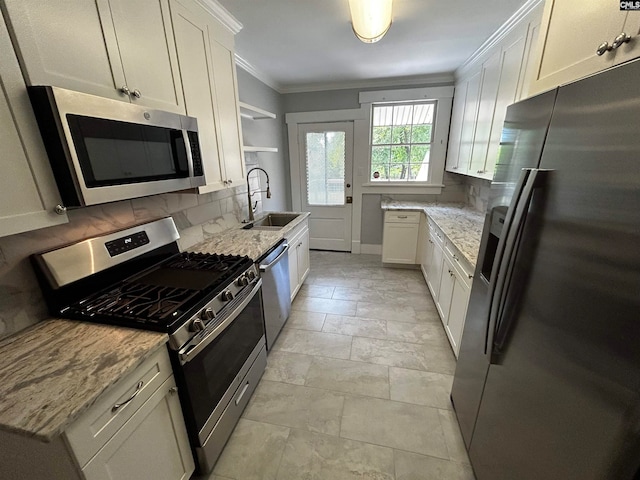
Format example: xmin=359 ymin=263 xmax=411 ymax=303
xmin=287 ymin=107 xmax=368 ymax=253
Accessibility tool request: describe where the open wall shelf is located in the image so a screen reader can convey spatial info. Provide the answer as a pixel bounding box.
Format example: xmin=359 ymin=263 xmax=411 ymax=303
xmin=239 ymin=102 xmax=276 ymax=120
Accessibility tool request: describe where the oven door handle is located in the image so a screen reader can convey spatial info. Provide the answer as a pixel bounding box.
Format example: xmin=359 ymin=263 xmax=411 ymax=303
xmin=178 ymin=278 xmax=262 ymax=365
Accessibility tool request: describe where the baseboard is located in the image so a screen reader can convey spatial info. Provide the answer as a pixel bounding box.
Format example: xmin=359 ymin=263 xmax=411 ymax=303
xmin=360 ymin=244 xmax=382 ymax=255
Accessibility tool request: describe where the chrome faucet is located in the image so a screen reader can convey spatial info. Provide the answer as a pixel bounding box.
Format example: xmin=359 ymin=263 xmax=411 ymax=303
xmin=246 ymin=167 xmax=271 ymax=222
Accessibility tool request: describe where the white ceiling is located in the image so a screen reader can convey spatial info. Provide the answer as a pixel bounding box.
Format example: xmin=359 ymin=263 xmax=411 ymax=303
xmin=216 ymin=0 xmax=529 ymax=93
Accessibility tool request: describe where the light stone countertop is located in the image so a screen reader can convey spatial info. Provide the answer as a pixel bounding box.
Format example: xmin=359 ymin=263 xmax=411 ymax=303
xmin=0 ymin=319 xmax=167 ymax=442
xmin=190 ymin=211 xmax=310 ymax=261
xmin=381 ymin=200 xmax=485 ymax=268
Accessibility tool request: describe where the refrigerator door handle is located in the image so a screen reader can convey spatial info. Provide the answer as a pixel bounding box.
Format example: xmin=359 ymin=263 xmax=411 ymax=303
xmin=483 ymin=168 xmax=532 ymax=355
xmin=486 ymin=169 xmax=552 ymax=363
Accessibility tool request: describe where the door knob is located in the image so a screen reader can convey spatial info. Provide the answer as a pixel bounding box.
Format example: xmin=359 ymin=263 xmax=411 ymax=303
xmin=596 ymin=42 xmax=612 ymax=56
xmin=612 ymin=32 xmax=632 ymax=50
xmin=131 ymin=89 xmax=142 ymax=99
xmin=119 ymin=85 xmax=131 ymax=96
xmin=346 ymin=183 xmax=351 ymax=188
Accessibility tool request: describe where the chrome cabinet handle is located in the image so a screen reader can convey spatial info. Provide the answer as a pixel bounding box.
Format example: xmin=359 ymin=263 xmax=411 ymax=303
xmin=596 ymin=42 xmax=612 ymax=56
xmin=119 ymin=85 xmax=131 ymax=96
xmin=612 ymin=32 xmax=632 ymax=50
xmin=54 ymin=204 xmax=67 ymax=215
xmin=228 ymin=179 xmax=233 ymax=184
xmin=112 ymin=381 xmax=144 ymax=412
xmin=131 ymin=89 xmax=142 ymax=99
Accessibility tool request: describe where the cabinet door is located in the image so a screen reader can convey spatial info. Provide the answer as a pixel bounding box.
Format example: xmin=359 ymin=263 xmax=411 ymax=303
xmin=2 ymin=0 xmax=127 ymax=102
xmin=288 ymin=241 xmax=300 ymax=301
xmin=82 ymin=377 xmax=194 ymax=480
xmin=210 ymin=38 xmax=245 ymax=186
xmin=445 ymin=81 xmax=469 ymax=173
xmin=613 ymin=12 xmax=640 ymax=67
xmin=107 ymin=0 xmax=185 ymax=113
xmin=446 ymin=275 xmax=471 ymax=357
xmin=382 ymin=223 xmax=419 ymax=264
xmin=296 ymin=227 xmax=310 ymax=286
xmin=516 ymin=10 xmax=543 ymax=102
xmin=484 ymin=30 xmax=528 ymax=179
xmin=421 ymin=226 xmax=433 ymax=283
xmin=437 ymin=256 xmax=455 ymax=326
xmin=531 ymin=0 xmax=625 ymax=94
xmin=0 ymin=12 xmax=68 ymax=238
xmin=457 ymin=69 xmax=482 ymax=174
xmin=170 ymin=0 xmax=225 ymax=192
xmin=426 ymin=233 xmax=444 ymax=300
xmin=469 ymin=50 xmax=502 ymax=178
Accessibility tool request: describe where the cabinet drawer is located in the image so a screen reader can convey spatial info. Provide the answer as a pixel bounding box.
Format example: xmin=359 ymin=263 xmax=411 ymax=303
xmin=444 ymin=242 xmax=474 ymax=286
xmin=66 ymin=346 xmax=172 ymax=467
xmin=384 ymin=211 xmax=420 ymax=224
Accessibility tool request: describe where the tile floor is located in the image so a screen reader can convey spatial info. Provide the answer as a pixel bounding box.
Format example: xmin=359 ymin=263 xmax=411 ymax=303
xmin=204 ymin=251 xmax=475 ymax=480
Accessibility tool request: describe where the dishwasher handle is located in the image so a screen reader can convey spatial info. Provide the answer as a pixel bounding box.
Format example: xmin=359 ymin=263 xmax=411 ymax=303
xmin=259 ymin=242 xmax=289 ymax=272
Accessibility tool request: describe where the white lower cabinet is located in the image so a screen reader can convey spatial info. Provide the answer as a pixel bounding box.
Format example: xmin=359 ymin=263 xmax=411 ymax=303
xmin=382 ymin=211 xmax=421 ymax=264
xmin=285 ymin=218 xmax=310 ymax=301
xmin=0 ymin=347 xmax=194 ymax=480
xmin=421 ymin=214 xmax=473 ymax=358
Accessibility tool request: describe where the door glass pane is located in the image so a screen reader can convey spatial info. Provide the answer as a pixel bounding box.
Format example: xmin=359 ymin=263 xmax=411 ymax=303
xmin=305 ymin=131 xmax=345 ymax=206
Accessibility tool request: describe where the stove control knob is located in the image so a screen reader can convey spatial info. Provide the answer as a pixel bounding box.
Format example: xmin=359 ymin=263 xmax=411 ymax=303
xmin=247 ymin=270 xmax=257 ymax=281
xmin=236 ymin=275 xmax=250 ymax=287
xmin=191 ymin=318 xmax=206 ymax=332
xmin=200 ymin=308 xmax=215 ymax=321
xmin=221 ymin=290 xmax=234 ymax=301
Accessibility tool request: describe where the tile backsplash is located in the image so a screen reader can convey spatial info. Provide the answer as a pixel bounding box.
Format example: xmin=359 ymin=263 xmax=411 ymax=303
xmin=0 ymin=183 xmax=257 ymax=340
xmin=463 ymin=176 xmax=491 ymax=213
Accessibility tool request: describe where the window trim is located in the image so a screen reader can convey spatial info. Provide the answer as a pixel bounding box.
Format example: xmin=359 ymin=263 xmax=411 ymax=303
xmin=359 ymin=86 xmax=454 ymax=191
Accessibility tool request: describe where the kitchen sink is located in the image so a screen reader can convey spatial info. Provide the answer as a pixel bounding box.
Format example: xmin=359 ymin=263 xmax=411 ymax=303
xmin=242 ymin=213 xmax=299 ymax=230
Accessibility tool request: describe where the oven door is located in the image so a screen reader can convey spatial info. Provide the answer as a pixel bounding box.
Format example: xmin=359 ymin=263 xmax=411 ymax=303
xmin=174 ymin=279 xmax=265 ymax=444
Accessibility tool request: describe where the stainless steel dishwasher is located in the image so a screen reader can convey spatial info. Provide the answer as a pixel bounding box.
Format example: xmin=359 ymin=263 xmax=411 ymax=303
xmin=258 ymin=239 xmax=291 ymax=350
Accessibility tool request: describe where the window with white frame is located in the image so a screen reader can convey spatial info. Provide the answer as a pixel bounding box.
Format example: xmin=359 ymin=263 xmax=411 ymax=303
xmin=370 ymin=101 xmax=436 ymax=182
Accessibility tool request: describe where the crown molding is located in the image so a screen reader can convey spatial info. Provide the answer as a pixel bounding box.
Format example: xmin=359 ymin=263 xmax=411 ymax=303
xmin=195 ymin=0 xmax=243 ymax=34
xmin=456 ymin=0 xmax=543 ymax=78
xmin=278 ymin=73 xmax=455 ymax=94
xmin=234 ymin=54 xmax=283 ymax=92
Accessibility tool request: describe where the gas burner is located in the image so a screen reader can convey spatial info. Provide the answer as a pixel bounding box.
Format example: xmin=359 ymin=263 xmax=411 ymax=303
xmin=166 ymin=252 xmax=234 ymax=272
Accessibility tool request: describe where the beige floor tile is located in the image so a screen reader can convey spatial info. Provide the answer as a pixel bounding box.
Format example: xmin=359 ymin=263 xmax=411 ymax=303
xmin=438 ymin=409 xmax=472 ymax=465
xmin=212 ymin=419 xmax=289 ymax=480
xmin=355 ymin=302 xmax=424 ymax=324
xmin=293 ymin=296 xmax=357 ymax=316
xmin=272 ymin=328 xmax=352 ymax=359
xmin=390 ymin=367 xmax=454 ymax=409
xmin=322 ymin=314 xmax=387 ymax=338
xmin=394 ymin=450 xmax=476 ymax=480
xmin=385 ymin=320 xmax=450 ymax=346
xmin=351 ymin=337 xmax=456 ymax=374
xmin=340 ymin=267 xmax=386 ymax=280
xmin=305 ymin=356 xmax=390 ymax=399
xmin=243 ymin=381 xmax=345 ymax=436
xmin=276 ymin=429 xmax=394 ymax=480
xmin=359 ymin=278 xmax=429 ymax=294
xmin=306 ymin=275 xmax=361 ymax=289
xmin=263 ymin=351 xmax=314 ymax=385
xmin=298 ymin=284 xmax=335 ymax=299
xmin=340 ymin=396 xmax=449 ymax=458
xmin=285 ymin=310 xmax=326 ymax=331
xmin=332 ymin=286 xmax=384 ymax=302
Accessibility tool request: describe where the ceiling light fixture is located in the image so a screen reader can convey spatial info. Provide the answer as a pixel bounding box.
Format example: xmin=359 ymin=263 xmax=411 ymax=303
xmin=348 ymin=0 xmax=393 ymax=44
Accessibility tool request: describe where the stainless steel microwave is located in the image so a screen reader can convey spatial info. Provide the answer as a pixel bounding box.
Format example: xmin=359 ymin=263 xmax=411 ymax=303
xmin=28 ymin=86 xmax=205 ymax=207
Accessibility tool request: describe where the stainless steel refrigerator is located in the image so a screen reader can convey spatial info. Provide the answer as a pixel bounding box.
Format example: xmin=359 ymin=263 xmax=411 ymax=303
xmin=450 ymin=58 xmax=640 ymax=480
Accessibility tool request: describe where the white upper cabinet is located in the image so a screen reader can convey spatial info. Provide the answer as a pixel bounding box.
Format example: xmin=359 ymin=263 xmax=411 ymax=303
xmin=445 ymin=0 xmax=543 ymax=180
xmin=170 ymin=0 xmax=245 ymax=192
xmin=469 ymin=49 xmax=502 ymax=178
xmin=3 ymin=0 xmax=185 ymax=113
xmin=0 ymin=10 xmax=68 ymax=238
xmin=171 ymin=0 xmax=225 ymax=191
xmin=530 ymin=0 xmax=640 ymax=95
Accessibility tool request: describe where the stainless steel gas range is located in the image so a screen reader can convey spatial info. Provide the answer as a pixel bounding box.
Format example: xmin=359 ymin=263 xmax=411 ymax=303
xmin=31 ymin=217 xmax=266 ymax=473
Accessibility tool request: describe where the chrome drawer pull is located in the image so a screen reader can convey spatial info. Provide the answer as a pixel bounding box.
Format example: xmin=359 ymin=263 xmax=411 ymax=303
xmin=397 ymin=215 xmax=408 ymax=219
xmin=112 ymin=381 xmax=144 ymax=412
xmin=235 ymin=382 xmax=250 ymax=406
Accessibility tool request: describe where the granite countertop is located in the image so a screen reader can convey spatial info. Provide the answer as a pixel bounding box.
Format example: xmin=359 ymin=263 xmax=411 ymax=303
xmin=191 ymin=211 xmax=310 ymax=261
xmin=381 ymin=200 xmax=485 ymax=267
xmin=0 ymin=319 xmax=167 ymax=442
